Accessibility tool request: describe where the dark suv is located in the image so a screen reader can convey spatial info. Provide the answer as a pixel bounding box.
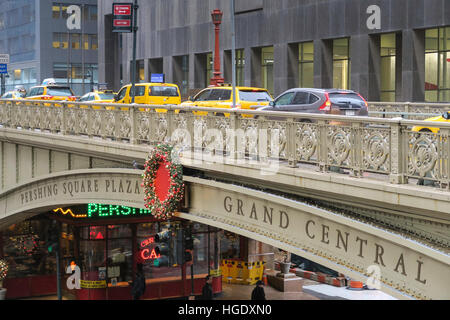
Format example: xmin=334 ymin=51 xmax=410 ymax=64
xmin=257 ymin=88 xmax=368 ymax=117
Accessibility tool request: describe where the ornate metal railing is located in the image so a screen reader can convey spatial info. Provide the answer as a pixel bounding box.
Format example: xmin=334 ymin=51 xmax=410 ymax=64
xmin=368 ymin=101 xmax=450 ymax=120
xmin=1 ymin=99 xmax=450 ymax=189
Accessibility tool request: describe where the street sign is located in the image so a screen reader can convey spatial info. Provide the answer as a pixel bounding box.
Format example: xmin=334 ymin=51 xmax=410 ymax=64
xmin=0 ymin=64 xmax=7 ymax=74
xmin=112 ymin=3 xmax=133 ymax=33
xmin=0 ymin=54 xmax=9 ymax=64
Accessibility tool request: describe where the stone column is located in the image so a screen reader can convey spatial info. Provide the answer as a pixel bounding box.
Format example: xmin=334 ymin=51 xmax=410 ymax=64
xmin=273 ymin=43 xmax=298 ymax=97
xmin=314 ymin=39 xmax=333 ymax=89
xmin=400 ymin=29 xmax=425 ymax=102
xmin=350 ymin=34 xmax=380 ymax=101
xmin=244 ymin=47 xmax=262 ymax=88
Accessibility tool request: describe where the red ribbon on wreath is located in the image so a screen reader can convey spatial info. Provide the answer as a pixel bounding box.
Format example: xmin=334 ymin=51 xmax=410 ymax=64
xmin=141 ymin=144 xmax=185 ymax=220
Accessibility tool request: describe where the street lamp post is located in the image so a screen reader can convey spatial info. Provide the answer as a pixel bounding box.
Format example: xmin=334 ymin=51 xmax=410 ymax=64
xmin=210 ymin=9 xmax=224 ymax=86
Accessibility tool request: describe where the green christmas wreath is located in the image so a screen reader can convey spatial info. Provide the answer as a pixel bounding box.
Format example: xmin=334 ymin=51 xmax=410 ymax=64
xmin=142 ymin=144 xmax=185 ymax=220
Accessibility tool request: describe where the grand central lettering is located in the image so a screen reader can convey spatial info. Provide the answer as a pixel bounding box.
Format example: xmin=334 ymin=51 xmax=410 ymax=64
xmin=223 ymin=196 xmax=428 ymax=286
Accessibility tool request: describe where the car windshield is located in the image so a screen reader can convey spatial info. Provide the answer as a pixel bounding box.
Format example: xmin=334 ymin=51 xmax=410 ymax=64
xmin=239 ymin=90 xmax=272 ymax=102
xmin=98 ymin=93 xmax=115 ymax=100
xmin=47 ymin=87 xmax=73 ymax=96
xmin=328 ymin=93 xmax=364 ymax=105
xmin=149 ymin=86 xmax=179 ymax=97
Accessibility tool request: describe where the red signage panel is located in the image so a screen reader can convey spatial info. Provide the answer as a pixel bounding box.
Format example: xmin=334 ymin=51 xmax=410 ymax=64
xmin=113 ymin=19 xmax=131 ymax=27
xmin=114 ymin=4 xmax=132 ymax=16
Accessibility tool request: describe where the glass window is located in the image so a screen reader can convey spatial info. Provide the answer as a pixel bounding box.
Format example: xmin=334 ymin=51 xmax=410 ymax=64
xmin=333 ymin=38 xmax=350 ymax=90
xmin=380 ymin=33 xmax=397 ymax=102
xmin=90 ymin=35 xmax=98 ymax=50
xmin=425 ymin=27 xmax=450 ymax=102
xmin=138 ymin=60 xmax=145 ymax=82
xmin=274 ymin=92 xmax=295 ymax=106
xmin=82 ymin=34 xmax=89 ymax=50
xmin=236 ymin=49 xmax=245 ymax=86
xmin=52 ymin=4 xmax=61 ymax=19
xmin=149 ymin=86 xmax=179 ymax=97
xmin=194 ymin=89 xmax=212 ymax=101
xmin=1 ymin=219 xmax=57 ymax=278
xmin=238 ymin=90 xmax=272 ymax=102
xmin=261 ymin=46 xmax=274 ymax=96
xmin=71 ymin=33 xmax=80 ymax=50
xmin=98 ymin=93 xmax=115 ymax=100
xmin=131 ymin=85 xmax=146 ymax=96
xmin=299 ymin=42 xmax=314 ymax=88
xmin=208 ymin=89 xmax=231 ymax=100
xmin=137 ymin=222 xmax=182 ymax=281
xmin=52 ymin=33 xmax=60 ymax=48
xmin=47 ymin=87 xmax=74 ymax=96
xmin=292 ymin=92 xmax=310 ymax=104
xmin=117 ymin=87 xmax=127 ymax=100
xmin=89 ymin=6 xmax=98 ymax=21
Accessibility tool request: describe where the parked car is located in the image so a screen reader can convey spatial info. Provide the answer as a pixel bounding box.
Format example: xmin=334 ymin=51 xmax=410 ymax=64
xmin=181 ymin=85 xmax=273 ymax=117
xmin=257 ymin=88 xmax=368 ymax=119
xmin=411 ymin=112 xmax=450 ymax=133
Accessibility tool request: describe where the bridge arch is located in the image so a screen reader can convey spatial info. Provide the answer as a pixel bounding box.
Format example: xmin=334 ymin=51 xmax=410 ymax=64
xmin=0 ymin=169 xmax=448 ymax=300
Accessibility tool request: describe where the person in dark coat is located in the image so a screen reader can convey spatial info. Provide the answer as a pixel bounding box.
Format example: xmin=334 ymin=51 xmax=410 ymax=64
xmin=200 ymin=275 xmax=213 ymax=300
xmin=131 ymin=263 xmax=146 ymax=300
xmin=251 ymin=280 xmax=266 ymax=300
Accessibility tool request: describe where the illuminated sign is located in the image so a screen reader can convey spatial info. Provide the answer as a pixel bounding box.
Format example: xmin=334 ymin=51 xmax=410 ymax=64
xmin=53 ymin=204 xmax=153 ymax=220
xmin=141 ymin=248 xmax=160 ymax=261
xmin=87 ymin=203 xmax=152 ymax=218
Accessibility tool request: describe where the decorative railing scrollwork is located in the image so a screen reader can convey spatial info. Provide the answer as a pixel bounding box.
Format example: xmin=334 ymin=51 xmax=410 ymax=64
xmin=2 ymin=99 xmax=450 ymax=189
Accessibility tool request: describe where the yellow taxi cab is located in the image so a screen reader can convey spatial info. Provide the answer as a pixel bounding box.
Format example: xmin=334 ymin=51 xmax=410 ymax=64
xmin=79 ymin=90 xmax=116 ymax=103
xmin=180 ymin=85 xmax=273 ymax=117
xmin=114 ymin=83 xmax=181 ymax=112
xmin=24 ymin=79 xmax=76 ymax=104
xmin=411 ymin=112 xmax=450 ymax=133
xmin=1 ymin=90 xmax=26 ymax=100
xmin=78 ymin=90 xmax=116 ymax=109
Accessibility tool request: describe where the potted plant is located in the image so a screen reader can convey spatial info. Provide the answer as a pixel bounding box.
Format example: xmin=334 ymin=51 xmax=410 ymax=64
xmin=279 ymin=250 xmax=291 ymax=274
xmin=0 ymin=259 xmax=8 ymax=300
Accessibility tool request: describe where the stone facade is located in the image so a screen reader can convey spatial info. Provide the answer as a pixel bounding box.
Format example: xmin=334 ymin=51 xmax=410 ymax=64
xmin=97 ymin=0 xmax=450 ymax=99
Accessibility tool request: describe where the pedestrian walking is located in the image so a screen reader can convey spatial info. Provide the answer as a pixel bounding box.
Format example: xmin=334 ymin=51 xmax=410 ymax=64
xmin=198 ymin=275 xmax=213 ymax=300
xmin=251 ymin=280 xmax=266 ymax=300
xmin=130 ymin=263 xmax=146 ymax=300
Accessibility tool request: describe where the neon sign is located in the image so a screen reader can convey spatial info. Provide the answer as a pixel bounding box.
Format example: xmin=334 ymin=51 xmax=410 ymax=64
xmin=140 ymin=236 xmax=155 ymax=248
xmin=87 ymin=204 xmax=152 ymax=218
xmin=53 ymin=204 xmax=153 ymax=219
xmin=141 ymin=248 xmax=160 ymax=261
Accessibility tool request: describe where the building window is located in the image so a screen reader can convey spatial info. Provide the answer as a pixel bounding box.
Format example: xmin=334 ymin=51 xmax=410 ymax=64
xmin=261 ymin=46 xmax=274 ymax=95
xmin=71 ymin=33 xmax=80 ymax=50
xmin=298 ymin=42 xmax=314 ymax=88
xmin=91 ymin=35 xmax=98 ymax=50
xmin=425 ymin=27 xmax=450 ymax=102
xmin=52 ymin=32 xmax=60 ymax=49
xmin=138 ymin=60 xmax=145 ymax=82
xmin=333 ymin=38 xmax=350 ymax=89
xmin=236 ymin=49 xmax=245 ymax=86
xmin=380 ymin=33 xmax=397 ymax=102
xmin=52 ymin=4 xmax=61 ymax=19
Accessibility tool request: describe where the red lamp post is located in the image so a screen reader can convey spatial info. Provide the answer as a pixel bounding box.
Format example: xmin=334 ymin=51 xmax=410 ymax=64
xmin=210 ymin=9 xmax=224 ymax=86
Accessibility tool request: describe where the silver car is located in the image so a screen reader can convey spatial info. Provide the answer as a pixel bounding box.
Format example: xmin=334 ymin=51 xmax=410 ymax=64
xmin=257 ymin=88 xmax=369 ymax=118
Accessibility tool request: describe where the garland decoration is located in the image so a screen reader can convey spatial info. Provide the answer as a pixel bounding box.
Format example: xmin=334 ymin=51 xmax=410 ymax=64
xmin=0 ymin=259 xmax=8 ymax=282
xmin=142 ymin=144 xmax=184 ymax=220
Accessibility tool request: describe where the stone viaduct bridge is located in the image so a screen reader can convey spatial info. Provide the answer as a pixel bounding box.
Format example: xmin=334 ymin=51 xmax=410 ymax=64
xmin=0 ymin=99 xmax=449 ymax=300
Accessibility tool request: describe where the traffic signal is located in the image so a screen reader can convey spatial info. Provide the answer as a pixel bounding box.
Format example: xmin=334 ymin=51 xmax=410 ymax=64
xmin=154 ymin=230 xmax=171 ymax=267
xmin=47 ymin=220 xmax=59 ymax=253
xmin=184 ymin=249 xmax=193 ymax=266
xmin=183 ymin=227 xmax=193 ymax=250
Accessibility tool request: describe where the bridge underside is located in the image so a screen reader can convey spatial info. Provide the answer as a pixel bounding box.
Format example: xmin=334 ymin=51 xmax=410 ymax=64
xmin=0 ymin=169 xmax=448 ymax=300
